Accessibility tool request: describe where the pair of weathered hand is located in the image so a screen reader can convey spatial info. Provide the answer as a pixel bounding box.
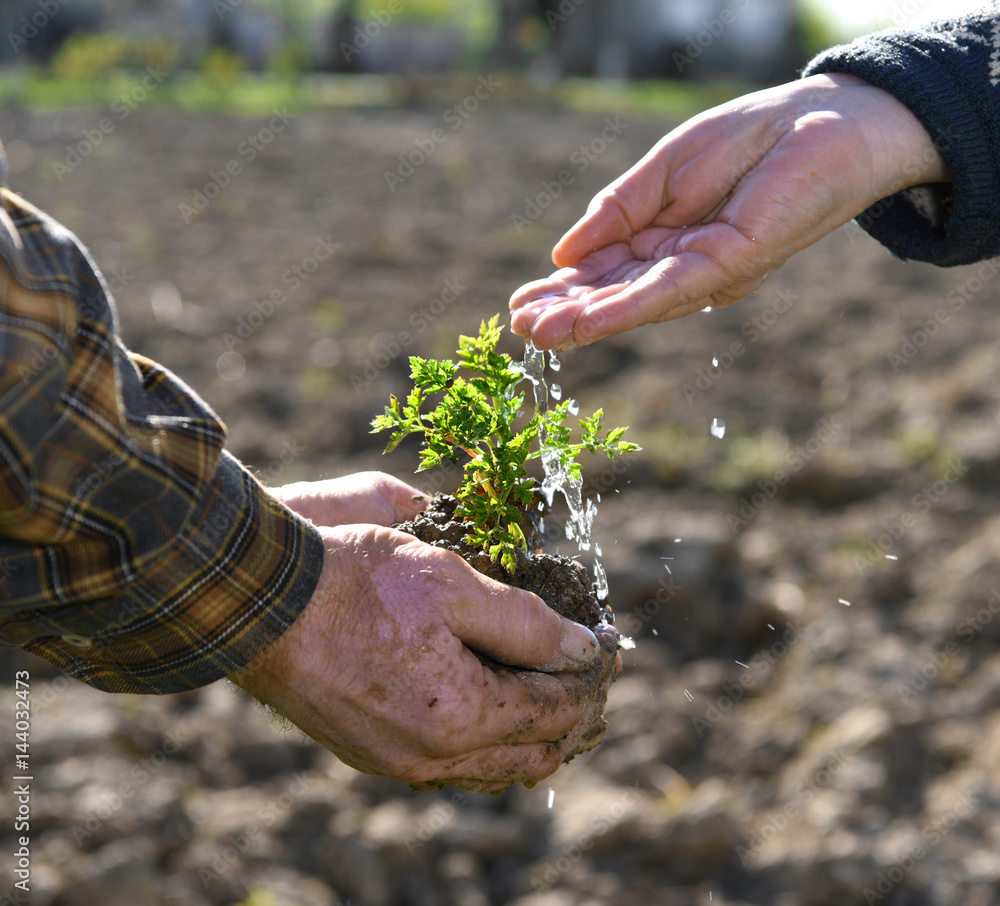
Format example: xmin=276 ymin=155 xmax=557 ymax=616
xmin=230 ymin=74 xmax=948 ymax=791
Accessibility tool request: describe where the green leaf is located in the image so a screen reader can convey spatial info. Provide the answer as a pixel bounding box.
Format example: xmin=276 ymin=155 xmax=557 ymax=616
xmin=372 ymin=312 xmax=639 ymax=568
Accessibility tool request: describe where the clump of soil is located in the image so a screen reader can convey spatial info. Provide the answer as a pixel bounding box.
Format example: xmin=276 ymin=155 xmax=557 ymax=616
xmin=394 ymin=494 xmax=610 ymax=629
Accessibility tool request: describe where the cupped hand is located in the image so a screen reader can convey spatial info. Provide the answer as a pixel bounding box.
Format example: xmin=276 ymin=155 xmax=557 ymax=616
xmin=272 ymin=471 xmax=428 ymax=528
xmin=228 ymin=525 xmax=619 ymax=792
xmin=510 ymin=73 xmax=949 ymax=350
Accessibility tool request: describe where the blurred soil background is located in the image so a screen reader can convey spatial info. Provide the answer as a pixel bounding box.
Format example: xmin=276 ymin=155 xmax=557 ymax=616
xmin=4 ymin=3 xmax=1000 ymax=905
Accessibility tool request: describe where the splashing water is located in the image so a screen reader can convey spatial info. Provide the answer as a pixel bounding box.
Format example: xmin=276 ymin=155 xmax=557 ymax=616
xmin=520 ymin=343 xmax=632 ymax=645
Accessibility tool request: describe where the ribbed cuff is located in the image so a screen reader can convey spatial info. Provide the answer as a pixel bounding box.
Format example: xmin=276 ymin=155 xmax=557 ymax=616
xmin=805 ymin=17 xmax=1000 ymax=266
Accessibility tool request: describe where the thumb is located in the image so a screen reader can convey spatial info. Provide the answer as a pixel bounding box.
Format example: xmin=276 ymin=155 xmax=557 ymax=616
xmin=552 ymin=200 xmax=623 ymax=270
xmin=444 ymin=568 xmax=601 ymax=673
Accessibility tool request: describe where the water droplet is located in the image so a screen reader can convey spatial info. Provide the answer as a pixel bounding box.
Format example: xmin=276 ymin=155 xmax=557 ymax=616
xmin=702 ymin=306 xmax=713 ymax=313
xmin=547 ymin=788 xmax=555 ymax=808
xmin=712 ymin=356 xmax=719 ymax=367
xmin=549 ymin=352 xmax=562 ymax=372
xmin=568 ymin=399 xmax=579 ymax=415
xmin=595 ymin=543 xmax=603 ymax=556
xmin=550 ymin=383 xmax=563 ymax=401
xmin=619 ymin=635 xmax=636 ymax=650
xmin=711 ymin=417 xmax=726 ymax=439
xmin=593 ymin=561 xmax=608 ymax=600
xmin=839 ymin=598 xmax=851 ymax=606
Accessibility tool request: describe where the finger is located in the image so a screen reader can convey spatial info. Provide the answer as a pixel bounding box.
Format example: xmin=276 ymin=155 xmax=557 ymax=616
xmin=439 ymin=562 xmax=601 ymax=672
xmin=535 ymin=222 xmax=766 ymax=348
xmin=425 ymin=631 xmax=619 ymax=786
xmin=278 ymin=473 xmax=429 ymax=526
xmin=355 ymin=471 xmax=430 ymax=523
xmin=427 ymin=653 xmax=616 ymax=761
xmin=509 ymin=244 xmax=634 ymax=316
xmin=509 ymin=245 xmax=638 ymax=344
xmin=551 ymin=147 xmax=675 ymax=268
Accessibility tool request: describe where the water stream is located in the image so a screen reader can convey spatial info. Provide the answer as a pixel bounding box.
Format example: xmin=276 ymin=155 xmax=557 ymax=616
xmin=519 ymin=342 xmax=633 ymax=646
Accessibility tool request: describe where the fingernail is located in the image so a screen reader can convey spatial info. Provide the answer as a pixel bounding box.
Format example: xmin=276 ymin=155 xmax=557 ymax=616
xmin=560 ymin=621 xmax=599 ymax=665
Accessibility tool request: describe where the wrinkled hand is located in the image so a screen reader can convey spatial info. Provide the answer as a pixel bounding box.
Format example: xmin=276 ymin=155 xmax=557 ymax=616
xmin=229 ymin=523 xmax=619 ymax=791
xmin=510 ymin=73 xmax=949 ymax=350
xmin=271 ymin=470 xmax=428 ymax=528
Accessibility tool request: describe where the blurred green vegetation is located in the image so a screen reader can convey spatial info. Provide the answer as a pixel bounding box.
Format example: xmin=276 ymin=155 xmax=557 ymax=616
xmin=0 ymin=66 xmax=752 ymax=119
xmin=0 ymin=0 xmax=841 ymax=118
xmin=797 ymin=0 xmax=859 ymax=51
xmin=50 ymin=32 xmax=179 ymax=80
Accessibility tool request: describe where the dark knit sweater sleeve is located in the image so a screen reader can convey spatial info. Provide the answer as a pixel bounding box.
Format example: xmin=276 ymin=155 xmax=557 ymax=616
xmin=804 ymin=11 xmax=1000 ymax=266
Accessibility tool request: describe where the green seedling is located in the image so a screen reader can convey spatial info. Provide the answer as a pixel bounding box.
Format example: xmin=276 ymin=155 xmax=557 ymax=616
xmin=371 ymin=315 xmax=640 ymax=573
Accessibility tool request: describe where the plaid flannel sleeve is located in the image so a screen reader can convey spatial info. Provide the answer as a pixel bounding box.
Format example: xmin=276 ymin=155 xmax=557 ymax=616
xmin=0 ymin=168 xmax=324 ymax=694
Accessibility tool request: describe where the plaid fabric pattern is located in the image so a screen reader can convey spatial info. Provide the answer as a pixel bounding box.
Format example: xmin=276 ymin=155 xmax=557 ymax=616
xmin=0 ymin=170 xmax=323 ymax=694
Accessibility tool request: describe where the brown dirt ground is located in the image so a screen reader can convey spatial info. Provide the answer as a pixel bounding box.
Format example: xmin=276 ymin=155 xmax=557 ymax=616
xmin=3 ymin=85 xmax=1000 ymax=906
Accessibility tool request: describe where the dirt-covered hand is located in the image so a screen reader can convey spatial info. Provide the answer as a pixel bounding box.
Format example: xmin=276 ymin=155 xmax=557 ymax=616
xmin=510 ymin=73 xmax=949 ymax=350
xmin=228 ymin=525 xmax=619 ymax=792
xmin=272 ymin=471 xmax=428 ymax=528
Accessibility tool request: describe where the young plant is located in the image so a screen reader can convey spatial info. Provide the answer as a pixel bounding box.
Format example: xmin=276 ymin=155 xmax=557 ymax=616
xmin=371 ymin=316 xmax=640 ymax=572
